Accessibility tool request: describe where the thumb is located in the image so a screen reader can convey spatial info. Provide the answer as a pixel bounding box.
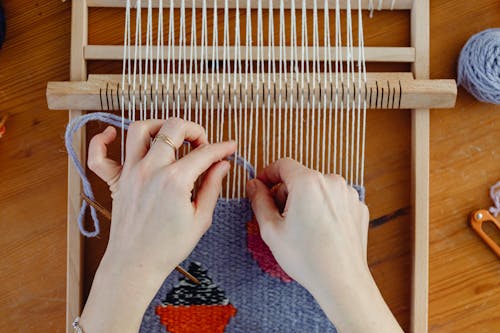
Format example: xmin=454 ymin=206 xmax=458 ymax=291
xmin=194 ymin=161 xmax=231 ymax=230
xmin=88 ymin=126 xmax=122 ymax=184
xmin=246 ymin=179 xmax=283 ymax=242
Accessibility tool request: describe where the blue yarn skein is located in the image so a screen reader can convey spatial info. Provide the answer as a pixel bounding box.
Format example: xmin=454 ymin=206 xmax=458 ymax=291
xmin=457 ymin=28 xmax=500 ymax=105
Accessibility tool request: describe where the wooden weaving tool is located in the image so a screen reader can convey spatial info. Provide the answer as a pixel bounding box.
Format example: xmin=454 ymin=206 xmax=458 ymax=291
xmin=47 ymin=1 xmax=457 ymax=332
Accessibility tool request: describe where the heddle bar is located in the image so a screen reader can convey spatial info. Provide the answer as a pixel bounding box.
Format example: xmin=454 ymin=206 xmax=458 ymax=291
xmin=84 ymin=46 xmax=417 ymax=63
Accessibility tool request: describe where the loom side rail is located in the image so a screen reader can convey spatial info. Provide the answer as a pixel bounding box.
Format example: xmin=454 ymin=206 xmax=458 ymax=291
xmin=66 ymin=0 xmax=87 ymax=331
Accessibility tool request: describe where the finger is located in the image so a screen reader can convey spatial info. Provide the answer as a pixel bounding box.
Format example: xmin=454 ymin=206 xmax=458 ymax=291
xmin=145 ymin=118 xmax=208 ymax=167
xmin=361 ymin=205 xmax=369 ymax=263
xmin=173 ymin=141 xmax=237 ymax=184
xmin=125 ymin=119 xmax=166 ymax=166
xmin=271 ymin=183 xmax=288 ymax=215
xmin=88 ymin=126 xmax=122 ymax=183
xmin=246 ymin=179 xmax=283 ymax=240
xmin=257 ymin=158 xmax=307 ymax=187
xmin=194 ymin=161 xmax=231 ymax=230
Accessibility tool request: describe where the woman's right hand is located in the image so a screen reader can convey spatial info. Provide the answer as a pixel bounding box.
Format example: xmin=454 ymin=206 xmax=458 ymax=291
xmin=246 ymin=158 xmax=403 ymax=333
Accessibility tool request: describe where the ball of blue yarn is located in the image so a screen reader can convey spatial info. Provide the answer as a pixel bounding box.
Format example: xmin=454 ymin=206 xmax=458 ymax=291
xmin=457 ymin=28 xmax=500 ymax=105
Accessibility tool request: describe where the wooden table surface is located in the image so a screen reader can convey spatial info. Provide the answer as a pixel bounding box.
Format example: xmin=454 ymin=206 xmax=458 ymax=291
xmin=0 ymin=1 xmax=499 ymax=332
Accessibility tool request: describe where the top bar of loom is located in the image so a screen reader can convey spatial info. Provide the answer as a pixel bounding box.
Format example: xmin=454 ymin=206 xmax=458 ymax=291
xmin=87 ymin=0 xmax=414 ymax=10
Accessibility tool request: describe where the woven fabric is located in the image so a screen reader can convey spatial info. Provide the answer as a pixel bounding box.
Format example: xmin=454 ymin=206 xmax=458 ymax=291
xmin=140 ymin=199 xmax=337 ymax=333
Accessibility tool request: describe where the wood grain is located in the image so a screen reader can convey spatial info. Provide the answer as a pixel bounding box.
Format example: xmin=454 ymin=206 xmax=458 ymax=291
xmin=0 ymin=2 xmax=71 ymax=332
xmin=0 ymin=0 xmax=499 ymax=332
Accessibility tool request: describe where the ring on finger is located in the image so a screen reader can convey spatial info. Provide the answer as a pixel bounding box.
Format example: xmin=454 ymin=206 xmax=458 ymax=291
xmin=153 ymin=133 xmax=177 ymax=153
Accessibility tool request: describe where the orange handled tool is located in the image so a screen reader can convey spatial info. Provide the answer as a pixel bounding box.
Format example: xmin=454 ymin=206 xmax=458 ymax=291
xmin=469 ymin=209 xmax=500 ymax=258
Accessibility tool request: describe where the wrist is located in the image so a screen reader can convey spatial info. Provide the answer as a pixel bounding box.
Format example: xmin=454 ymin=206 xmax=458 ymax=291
xmin=307 ymin=259 xmax=372 ymax=298
xmin=310 ymin=267 xmax=402 ymax=333
xmin=79 ymin=252 xmax=174 ymax=333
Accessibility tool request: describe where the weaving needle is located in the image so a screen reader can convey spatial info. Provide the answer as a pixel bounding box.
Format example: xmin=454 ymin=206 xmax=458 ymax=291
xmin=80 ymin=193 xmax=201 ymax=285
xmin=80 ymin=193 xmax=111 ymax=220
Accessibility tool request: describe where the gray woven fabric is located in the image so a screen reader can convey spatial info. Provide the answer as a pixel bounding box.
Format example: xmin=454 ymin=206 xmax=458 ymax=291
xmin=139 ymin=199 xmax=337 ymax=333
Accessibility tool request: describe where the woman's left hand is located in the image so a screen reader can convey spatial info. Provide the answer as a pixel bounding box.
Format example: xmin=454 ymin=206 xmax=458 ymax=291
xmin=80 ymin=118 xmax=236 ymax=333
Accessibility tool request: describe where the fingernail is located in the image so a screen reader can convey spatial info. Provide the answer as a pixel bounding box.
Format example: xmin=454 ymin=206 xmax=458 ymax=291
xmin=104 ymin=126 xmax=113 ymax=135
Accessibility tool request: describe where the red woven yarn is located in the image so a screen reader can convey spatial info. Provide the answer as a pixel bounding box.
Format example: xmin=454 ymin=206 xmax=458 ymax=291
xmin=156 ymin=304 xmax=237 ymax=333
xmin=246 ymin=220 xmax=293 ymax=282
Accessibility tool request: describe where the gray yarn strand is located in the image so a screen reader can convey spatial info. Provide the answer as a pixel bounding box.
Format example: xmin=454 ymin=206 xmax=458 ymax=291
xmin=64 ymin=113 xmax=257 ymax=237
xmin=65 ymin=112 xmax=131 ymax=237
xmin=65 ymin=114 xmax=365 ymax=237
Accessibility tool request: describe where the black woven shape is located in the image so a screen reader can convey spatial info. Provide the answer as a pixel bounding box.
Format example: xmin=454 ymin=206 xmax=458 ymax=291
xmin=163 ymin=262 xmax=229 ymax=306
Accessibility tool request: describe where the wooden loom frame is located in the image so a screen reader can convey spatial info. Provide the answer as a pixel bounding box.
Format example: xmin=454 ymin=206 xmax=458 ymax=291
xmin=61 ymin=1 xmax=444 ymax=332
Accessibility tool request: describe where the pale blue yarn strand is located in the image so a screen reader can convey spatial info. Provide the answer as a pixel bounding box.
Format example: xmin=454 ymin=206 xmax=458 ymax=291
xmin=65 ymin=112 xmax=256 ymax=237
xmin=65 ymin=114 xmax=365 ymax=237
xmin=457 ymin=28 xmax=500 ymax=105
xmin=65 ymin=112 xmax=131 ymax=237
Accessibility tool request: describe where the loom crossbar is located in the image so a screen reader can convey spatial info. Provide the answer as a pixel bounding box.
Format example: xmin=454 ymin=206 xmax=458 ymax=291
xmin=47 ymin=74 xmax=457 ymax=111
xmin=84 ymin=45 xmax=417 ymax=63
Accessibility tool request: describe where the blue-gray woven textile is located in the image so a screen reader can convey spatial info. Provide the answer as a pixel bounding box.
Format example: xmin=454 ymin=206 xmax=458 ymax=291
xmin=139 ymin=199 xmax=337 ymax=333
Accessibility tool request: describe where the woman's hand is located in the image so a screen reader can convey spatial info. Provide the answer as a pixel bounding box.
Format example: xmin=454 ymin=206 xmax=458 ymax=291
xmin=246 ymin=158 xmax=403 ymax=333
xmin=246 ymin=158 xmax=369 ymax=291
xmin=80 ymin=119 xmax=236 ymax=333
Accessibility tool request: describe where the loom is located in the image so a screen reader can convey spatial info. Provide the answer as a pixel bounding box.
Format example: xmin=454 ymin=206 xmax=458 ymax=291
xmin=46 ymin=1 xmax=457 ymax=332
